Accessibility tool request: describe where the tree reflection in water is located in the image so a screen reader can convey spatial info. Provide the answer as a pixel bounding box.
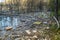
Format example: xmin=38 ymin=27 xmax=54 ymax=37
xmin=0 ymin=16 xmax=20 ymax=30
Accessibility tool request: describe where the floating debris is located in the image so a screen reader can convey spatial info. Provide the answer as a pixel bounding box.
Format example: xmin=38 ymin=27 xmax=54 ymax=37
xmin=25 ymin=30 xmax=31 ymax=35
xmin=43 ymin=22 xmax=48 ymax=24
xmin=33 ymin=21 xmax=42 ymax=25
xmin=5 ymin=27 xmax=12 ymax=31
xmin=32 ymin=30 xmax=37 ymax=33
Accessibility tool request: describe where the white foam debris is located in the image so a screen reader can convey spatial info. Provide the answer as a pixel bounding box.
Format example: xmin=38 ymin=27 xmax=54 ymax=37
xmin=25 ymin=30 xmax=31 ymax=34
xmin=32 ymin=30 xmax=37 ymax=33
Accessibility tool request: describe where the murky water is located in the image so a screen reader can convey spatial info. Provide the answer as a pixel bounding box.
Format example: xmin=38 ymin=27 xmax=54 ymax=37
xmin=0 ymin=12 xmax=50 ymax=30
xmin=0 ymin=8 xmax=51 ymax=40
xmin=0 ymin=16 xmax=18 ymax=29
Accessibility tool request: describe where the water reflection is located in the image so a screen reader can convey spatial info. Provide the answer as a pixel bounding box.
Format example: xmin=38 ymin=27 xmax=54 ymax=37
xmin=0 ymin=16 xmax=20 ymax=30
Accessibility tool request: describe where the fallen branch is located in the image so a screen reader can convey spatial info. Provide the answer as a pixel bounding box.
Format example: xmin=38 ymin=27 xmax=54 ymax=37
xmin=53 ymin=16 xmax=59 ymax=30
